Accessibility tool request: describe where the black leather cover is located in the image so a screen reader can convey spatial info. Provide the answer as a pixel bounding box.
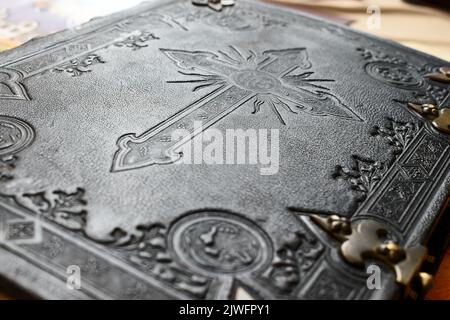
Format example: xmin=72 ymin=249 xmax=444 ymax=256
xmin=0 ymin=0 xmax=448 ymax=299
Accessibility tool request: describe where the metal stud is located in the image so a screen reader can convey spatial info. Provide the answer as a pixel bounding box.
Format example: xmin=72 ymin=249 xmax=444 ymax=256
xmin=425 ymin=66 xmax=450 ymax=83
xmin=192 ymin=0 xmax=236 ymax=11
xmin=407 ymin=102 xmax=450 ymax=134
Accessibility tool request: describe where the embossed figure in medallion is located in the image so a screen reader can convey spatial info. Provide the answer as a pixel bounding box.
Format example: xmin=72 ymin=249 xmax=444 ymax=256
xmin=169 ymin=211 xmax=271 ymax=276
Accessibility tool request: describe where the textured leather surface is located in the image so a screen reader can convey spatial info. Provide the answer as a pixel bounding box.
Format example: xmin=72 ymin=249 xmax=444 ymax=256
xmin=0 ymin=0 xmax=448 ymax=299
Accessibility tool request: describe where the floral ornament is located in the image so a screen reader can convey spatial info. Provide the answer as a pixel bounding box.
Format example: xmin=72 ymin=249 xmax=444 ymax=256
xmin=103 ymin=224 xmax=211 ymax=299
xmin=114 ymin=31 xmax=159 ymax=50
xmin=262 ymin=231 xmax=323 ymax=294
xmin=23 ymin=188 xmax=87 ymax=231
xmin=333 ymin=155 xmax=387 ymax=201
xmin=52 ymin=54 xmax=105 ymax=77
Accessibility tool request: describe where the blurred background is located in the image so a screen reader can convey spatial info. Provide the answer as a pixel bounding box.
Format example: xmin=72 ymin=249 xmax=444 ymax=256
xmin=0 ymin=0 xmax=448 ymax=299
xmin=1 ymin=0 xmax=450 ymax=60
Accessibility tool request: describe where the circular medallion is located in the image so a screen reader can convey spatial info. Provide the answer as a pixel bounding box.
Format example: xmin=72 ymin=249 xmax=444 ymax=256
xmin=0 ymin=116 xmax=34 ymax=156
xmin=169 ymin=211 xmax=272 ymax=275
xmin=231 ymin=70 xmax=280 ymax=94
xmin=365 ymin=62 xmax=424 ymax=90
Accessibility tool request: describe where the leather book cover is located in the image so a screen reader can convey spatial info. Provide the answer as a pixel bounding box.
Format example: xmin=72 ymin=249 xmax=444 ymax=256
xmin=0 ymin=0 xmax=448 ymax=299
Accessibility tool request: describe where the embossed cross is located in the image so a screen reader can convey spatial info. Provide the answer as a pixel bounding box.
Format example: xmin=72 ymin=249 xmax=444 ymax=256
xmin=112 ymin=46 xmax=361 ymax=172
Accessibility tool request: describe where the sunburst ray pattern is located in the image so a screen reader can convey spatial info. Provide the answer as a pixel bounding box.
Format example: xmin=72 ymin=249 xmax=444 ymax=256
xmin=161 ymin=45 xmax=361 ymax=124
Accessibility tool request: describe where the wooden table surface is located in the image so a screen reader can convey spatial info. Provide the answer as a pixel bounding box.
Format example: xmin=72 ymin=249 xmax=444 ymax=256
xmin=425 ymin=250 xmax=450 ymax=300
xmin=0 ymin=293 xmax=10 ymax=300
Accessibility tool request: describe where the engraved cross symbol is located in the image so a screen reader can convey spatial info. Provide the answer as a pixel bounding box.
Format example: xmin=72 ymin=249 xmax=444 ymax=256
xmin=112 ymin=46 xmax=361 ymax=172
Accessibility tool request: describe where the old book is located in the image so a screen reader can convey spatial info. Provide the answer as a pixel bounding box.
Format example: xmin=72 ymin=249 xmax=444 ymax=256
xmin=0 ymin=0 xmax=448 ymax=300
